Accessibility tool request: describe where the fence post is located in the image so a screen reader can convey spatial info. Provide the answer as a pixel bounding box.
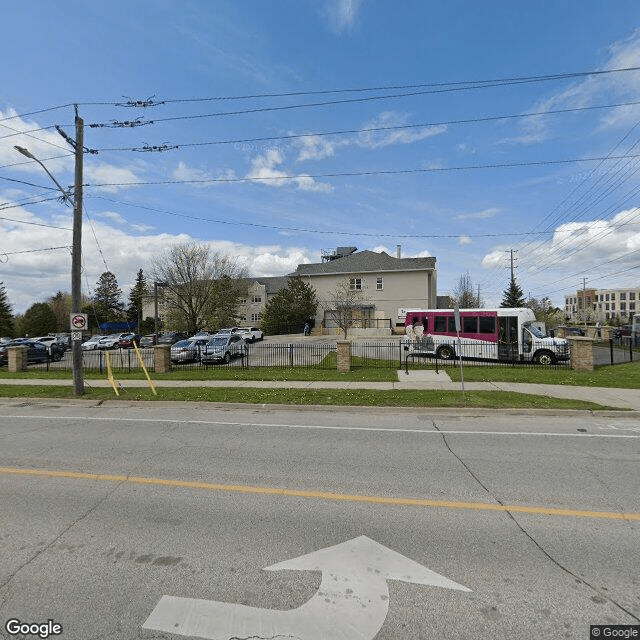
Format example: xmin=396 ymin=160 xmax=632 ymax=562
xmin=8 ymin=346 xmax=27 ymax=372
xmin=336 ymin=340 xmax=351 ymax=373
xmin=610 ymin=338 xmax=614 ymax=365
xmin=289 ymin=344 xmax=294 ymax=367
xmin=567 ymin=336 xmax=595 ymax=372
xmin=154 ymin=345 xmax=172 ymax=373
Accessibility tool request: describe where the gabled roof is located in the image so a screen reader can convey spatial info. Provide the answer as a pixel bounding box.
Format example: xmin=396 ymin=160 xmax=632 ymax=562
xmin=294 ymin=250 xmax=435 ymax=276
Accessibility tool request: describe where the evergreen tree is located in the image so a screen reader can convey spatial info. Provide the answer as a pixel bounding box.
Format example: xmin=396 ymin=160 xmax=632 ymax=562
xmin=92 ymin=271 xmax=125 ymax=323
xmin=22 ymin=302 xmax=57 ymax=336
xmin=127 ymin=268 xmax=149 ymax=325
xmin=0 ymin=282 xmax=14 ymax=336
xmin=261 ymin=275 xmax=319 ymax=334
xmin=501 ymin=276 xmax=526 ymax=308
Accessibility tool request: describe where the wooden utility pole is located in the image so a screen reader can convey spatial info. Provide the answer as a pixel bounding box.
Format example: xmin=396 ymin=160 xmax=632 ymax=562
xmin=71 ymin=115 xmax=84 ymax=396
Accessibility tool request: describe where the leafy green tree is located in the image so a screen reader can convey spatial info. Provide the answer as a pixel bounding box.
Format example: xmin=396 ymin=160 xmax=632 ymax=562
xmin=525 ymin=296 xmax=564 ymax=330
xmin=261 ymin=275 xmax=318 ymax=335
xmin=0 ymin=283 xmax=14 ymax=336
xmin=22 ymin=302 xmax=57 ymax=336
xmin=500 ymin=276 xmax=526 ymax=308
xmin=127 ymin=268 xmax=149 ymax=327
xmin=48 ymin=290 xmax=72 ymax=332
xmin=92 ymin=271 xmax=125 ymax=323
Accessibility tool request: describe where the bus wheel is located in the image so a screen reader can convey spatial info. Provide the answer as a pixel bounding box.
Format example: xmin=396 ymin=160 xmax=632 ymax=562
xmin=437 ymin=345 xmax=456 ymax=360
xmin=534 ymin=350 xmax=555 ymax=365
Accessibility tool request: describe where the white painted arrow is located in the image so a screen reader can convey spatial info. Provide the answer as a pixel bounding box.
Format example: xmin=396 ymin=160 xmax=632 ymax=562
xmin=143 ymin=536 xmax=470 ymax=640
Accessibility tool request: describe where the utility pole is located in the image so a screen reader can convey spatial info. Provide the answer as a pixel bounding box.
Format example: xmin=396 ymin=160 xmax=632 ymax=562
xmin=582 ymin=277 xmax=588 ymax=332
xmin=71 ymin=115 xmax=84 ymax=396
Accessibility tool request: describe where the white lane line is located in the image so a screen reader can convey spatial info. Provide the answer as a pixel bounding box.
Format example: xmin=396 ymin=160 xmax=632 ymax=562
xmin=0 ymin=414 xmax=639 ymax=437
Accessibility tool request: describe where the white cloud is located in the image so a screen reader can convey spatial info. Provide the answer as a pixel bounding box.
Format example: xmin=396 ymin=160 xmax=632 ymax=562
xmin=356 ymin=112 xmax=447 ymax=149
xmin=246 ymin=149 xmax=332 ymax=192
xmin=325 ymin=0 xmax=362 ymax=33
xmin=481 ymin=207 xmax=640 ymax=300
xmin=84 ymin=163 xmax=141 ymax=194
xmin=459 ymin=235 xmax=472 ymax=245
xmin=455 ymin=207 xmax=501 ymax=221
xmin=503 ymin=30 xmax=640 ymax=144
xmin=172 ymin=161 xmax=237 ymax=187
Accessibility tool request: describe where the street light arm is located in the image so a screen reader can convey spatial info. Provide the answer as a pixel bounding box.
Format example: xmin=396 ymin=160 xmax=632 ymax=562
xmin=14 ymin=145 xmax=72 ymax=203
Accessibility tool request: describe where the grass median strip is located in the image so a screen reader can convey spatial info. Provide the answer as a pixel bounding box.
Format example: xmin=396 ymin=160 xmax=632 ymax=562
xmin=0 ymin=384 xmax=617 ymax=410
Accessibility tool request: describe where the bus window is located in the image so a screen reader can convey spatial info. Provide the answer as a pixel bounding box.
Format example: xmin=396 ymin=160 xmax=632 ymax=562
xmin=479 ymin=316 xmax=496 ymax=334
xmin=462 ymin=316 xmax=478 ymax=333
xmin=433 ymin=316 xmax=448 ymax=333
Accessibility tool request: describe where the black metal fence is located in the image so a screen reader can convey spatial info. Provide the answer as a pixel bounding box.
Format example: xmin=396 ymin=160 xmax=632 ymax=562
xmin=17 ymin=337 xmax=639 ymax=374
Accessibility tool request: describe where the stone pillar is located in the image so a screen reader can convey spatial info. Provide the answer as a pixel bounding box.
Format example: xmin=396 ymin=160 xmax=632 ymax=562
xmin=8 ymin=346 xmax=27 ymax=372
xmin=567 ymin=336 xmax=595 ymax=372
xmin=336 ymin=340 xmax=351 ymax=373
xmin=154 ymin=345 xmax=172 ymax=373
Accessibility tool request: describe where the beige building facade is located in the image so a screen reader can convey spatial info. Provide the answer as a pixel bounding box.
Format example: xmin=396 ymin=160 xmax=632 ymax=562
xmin=565 ymin=286 xmax=640 ymax=322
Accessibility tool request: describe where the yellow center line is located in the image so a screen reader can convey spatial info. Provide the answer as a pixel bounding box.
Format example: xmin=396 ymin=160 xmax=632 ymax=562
xmin=1 ymin=465 xmax=638 ymax=521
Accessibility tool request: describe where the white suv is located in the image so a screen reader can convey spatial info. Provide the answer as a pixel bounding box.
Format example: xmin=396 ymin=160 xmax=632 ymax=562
xmin=238 ymin=327 xmax=264 ymax=343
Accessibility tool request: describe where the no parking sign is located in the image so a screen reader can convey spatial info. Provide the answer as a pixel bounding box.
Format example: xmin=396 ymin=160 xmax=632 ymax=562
xmin=70 ymin=313 xmax=88 ymax=332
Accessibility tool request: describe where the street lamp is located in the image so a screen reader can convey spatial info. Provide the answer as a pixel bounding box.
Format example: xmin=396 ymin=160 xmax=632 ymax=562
xmin=154 ymin=281 xmax=168 ymax=342
xmin=14 ymin=117 xmax=85 ymax=396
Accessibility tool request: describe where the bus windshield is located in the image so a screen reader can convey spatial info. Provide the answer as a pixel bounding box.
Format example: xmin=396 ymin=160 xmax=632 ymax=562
xmin=526 ymin=324 xmax=546 ymax=338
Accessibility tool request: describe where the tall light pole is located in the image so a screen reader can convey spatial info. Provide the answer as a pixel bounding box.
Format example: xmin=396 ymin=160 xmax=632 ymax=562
xmin=14 ymin=115 xmax=85 ymax=395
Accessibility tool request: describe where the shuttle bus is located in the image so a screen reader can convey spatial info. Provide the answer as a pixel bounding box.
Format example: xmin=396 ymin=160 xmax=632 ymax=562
xmin=403 ymin=307 xmax=570 ymax=365
xmin=632 ymin=313 xmax=640 ymax=346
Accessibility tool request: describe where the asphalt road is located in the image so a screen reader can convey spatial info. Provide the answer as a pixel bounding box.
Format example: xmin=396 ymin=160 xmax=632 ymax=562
xmin=0 ymin=402 xmax=639 ymax=640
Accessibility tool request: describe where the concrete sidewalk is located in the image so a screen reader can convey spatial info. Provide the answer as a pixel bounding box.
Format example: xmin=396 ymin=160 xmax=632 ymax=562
xmin=0 ymin=372 xmax=638 ymax=411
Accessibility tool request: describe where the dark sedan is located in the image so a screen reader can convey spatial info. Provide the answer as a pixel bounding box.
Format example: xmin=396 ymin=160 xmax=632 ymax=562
xmin=0 ymin=340 xmax=50 ymax=366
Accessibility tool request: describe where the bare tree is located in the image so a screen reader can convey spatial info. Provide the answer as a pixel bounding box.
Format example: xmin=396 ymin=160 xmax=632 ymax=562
xmin=324 ymin=277 xmax=369 ymax=339
xmin=151 ymin=242 xmax=248 ymax=335
xmin=451 ymin=271 xmax=481 ymax=308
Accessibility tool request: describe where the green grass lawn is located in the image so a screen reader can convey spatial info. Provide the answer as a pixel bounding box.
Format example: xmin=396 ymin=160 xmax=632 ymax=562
xmin=0 ymin=383 xmax=616 ymax=411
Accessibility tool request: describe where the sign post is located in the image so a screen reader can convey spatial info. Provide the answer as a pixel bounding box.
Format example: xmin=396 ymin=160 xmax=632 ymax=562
xmin=453 ymin=304 xmax=465 ymax=398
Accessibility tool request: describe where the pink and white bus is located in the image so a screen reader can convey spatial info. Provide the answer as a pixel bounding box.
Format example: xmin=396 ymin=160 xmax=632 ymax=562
xmin=403 ymin=307 xmax=570 ymax=365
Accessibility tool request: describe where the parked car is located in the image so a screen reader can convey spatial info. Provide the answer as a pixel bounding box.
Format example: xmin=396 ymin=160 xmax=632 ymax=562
xmin=216 ymin=327 xmax=240 ymax=335
xmin=98 ymin=333 xmax=129 ymax=349
xmin=158 ymin=332 xmax=189 ymax=345
xmin=201 ymin=333 xmax=246 ymax=364
xmin=118 ymin=333 xmax=141 ymax=348
xmin=170 ymin=337 xmax=210 ymax=364
xmin=0 ymin=340 xmax=49 ymax=366
xmin=238 ymin=327 xmax=264 ymax=343
xmin=81 ymin=335 xmax=103 ymax=351
xmin=34 ymin=336 xmax=67 ymax=356
xmin=139 ymin=335 xmax=156 ymax=348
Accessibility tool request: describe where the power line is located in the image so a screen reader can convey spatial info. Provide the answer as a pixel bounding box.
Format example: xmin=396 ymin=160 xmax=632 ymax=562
xmin=96 ymin=100 xmax=640 ymax=153
xmin=83 ymin=153 xmax=640 ymax=189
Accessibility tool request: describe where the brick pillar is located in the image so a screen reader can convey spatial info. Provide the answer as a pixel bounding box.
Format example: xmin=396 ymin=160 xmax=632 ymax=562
xmin=8 ymin=346 xmax=27 ymax=372
xmin=154 ymin=345 xmax=172 ymax=373
xmin=336 ymin=340 xmax=351 ymax=373
xmin=567 ymin=336 xmax=595 ymax=372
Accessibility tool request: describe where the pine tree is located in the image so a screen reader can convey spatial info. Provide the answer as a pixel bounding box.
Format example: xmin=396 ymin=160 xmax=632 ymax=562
xmin=501 ymin=276 xmax=526 ymax=308
xmin=0 ymin=282 xmax=14 ymax=336
xmin=127 ymin=269 xmax=149 ymax=324
xmin=93 ymin=271 xmax=125 ymax=323
xmin=261 ymin=275 xmax=319 ymax=334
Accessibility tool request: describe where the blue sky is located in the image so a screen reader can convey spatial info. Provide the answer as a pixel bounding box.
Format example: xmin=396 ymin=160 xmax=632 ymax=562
xmin=1 ymin=0 xmax=640 ymax=313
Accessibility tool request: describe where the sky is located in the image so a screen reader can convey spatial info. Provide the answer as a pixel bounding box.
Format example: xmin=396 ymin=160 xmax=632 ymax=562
xmin=1 ymin=0 xmax=640 ymax=314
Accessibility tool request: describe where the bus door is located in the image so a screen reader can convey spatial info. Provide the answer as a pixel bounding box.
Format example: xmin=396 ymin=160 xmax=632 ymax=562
xmin=498 ymin=316 xmax=519 ymax=360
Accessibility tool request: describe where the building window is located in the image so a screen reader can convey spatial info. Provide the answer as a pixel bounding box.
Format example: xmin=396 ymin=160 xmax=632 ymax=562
xmin=251 ymin=296 xmax=262 ymax=303
xmin=611 ymin=293 xmax=616 ymax=300
xmin=630 ymin=292 xmax=636 ymax=301
xmin=376 ymin=277 xmax=383 ymax=291
xmin=251 ymin=313 xmax=262 ymax=322
xmin=620 ymin=292 xmax=626 ymax=300
xmin=611 ymin=304 xmax=616 ymax=311
xmin=631 ymin=302 xmax=636 ymax=311
xmin=350 ymin=278 xmax=362 ymax=290
xmin=621 ymin=303 xmax=626 ymax=312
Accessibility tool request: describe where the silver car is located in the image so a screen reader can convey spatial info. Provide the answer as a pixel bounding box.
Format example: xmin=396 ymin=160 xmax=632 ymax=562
xmin=201 ymin=334 xmax=246 ymax=364
xmin=170 ymin=337 xmax=210 ymax=364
